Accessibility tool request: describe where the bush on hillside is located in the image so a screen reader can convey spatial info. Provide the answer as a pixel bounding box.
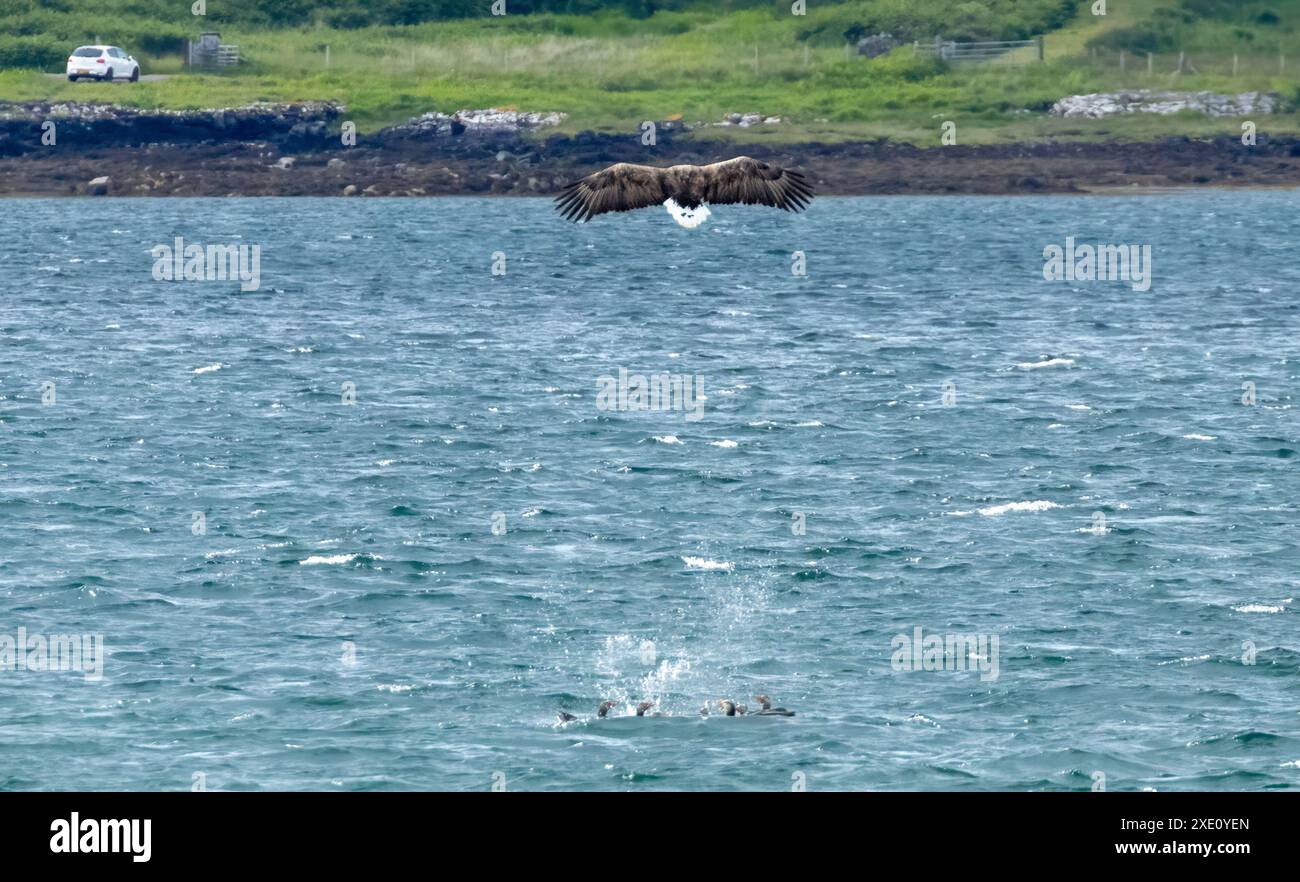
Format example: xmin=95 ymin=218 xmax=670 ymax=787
xmin=0 ymin=34 xmax=69 ymax=69
xmin=795 ymin=0 xmax=1075 ymax=46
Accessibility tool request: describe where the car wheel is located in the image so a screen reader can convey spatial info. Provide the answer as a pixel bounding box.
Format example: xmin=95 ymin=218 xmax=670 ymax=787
xmin=130 ymin=67 xmax=139 ymax=82
xmin=104 ymin=68 xmax=114 ymax=82
xmin=68 ymin=75 xmax=78 ymax=82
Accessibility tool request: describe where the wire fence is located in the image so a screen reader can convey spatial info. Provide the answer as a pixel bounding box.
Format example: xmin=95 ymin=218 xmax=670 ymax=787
xmin=910 ymin=39 xmax=1298 ymax=81
xmin=913 ymin=37 xmax=1044 ymax=64
xmin=1077 ymin=46 xmax=1296 ymax=79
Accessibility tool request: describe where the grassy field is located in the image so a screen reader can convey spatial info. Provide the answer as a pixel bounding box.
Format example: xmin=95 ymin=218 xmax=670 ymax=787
xmin=3 ymin=0 xmax=1300 ymax=143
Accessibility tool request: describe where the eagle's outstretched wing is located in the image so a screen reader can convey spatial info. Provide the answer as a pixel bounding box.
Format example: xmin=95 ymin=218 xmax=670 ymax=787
xmin=700 ymin=156 xmax=813 ymax=212
xmin=554 ymin=162 xmax=669 ymax=223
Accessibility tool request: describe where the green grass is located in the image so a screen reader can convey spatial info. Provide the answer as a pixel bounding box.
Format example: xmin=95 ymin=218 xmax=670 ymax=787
xmin=3 ymin=1 xmax=1300 ymax=143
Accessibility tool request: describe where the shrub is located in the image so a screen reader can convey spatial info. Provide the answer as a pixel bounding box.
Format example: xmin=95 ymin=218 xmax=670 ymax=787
xmin=0 ymin=34 xmax=68 ymax=69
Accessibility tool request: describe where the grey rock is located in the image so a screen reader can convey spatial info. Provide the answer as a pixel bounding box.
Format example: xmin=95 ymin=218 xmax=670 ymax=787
xmin=381 ymin=108 xmax=567 ymax=140
xmin=856 ymin=33 xmax=898 ymax=58
xmin=1051 ymin=90 xmax=1279 ymax=118
xmin=0 ymin=100 xmax=344 ymax=156
xmin=715 ymin=111 xmax=776 ymax=128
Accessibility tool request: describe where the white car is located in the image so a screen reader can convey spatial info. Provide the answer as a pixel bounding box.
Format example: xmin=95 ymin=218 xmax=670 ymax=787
xmin=67 ymin=45 xmax=140 ymax=82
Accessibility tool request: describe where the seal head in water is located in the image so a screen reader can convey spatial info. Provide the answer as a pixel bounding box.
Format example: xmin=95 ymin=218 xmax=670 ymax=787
xmin=754 ymin=694 xmax=795 ymax=716
xmin=558 ymin=699 xmax=618 ymax=722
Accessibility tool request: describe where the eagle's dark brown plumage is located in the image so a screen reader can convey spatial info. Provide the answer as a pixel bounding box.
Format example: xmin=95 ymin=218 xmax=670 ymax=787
xmin=554 ymin=156 xmax=814 ymax=225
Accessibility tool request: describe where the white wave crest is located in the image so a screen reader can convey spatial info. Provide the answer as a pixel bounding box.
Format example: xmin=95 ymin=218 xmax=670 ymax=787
xmin=950 ymin=500 xmax=1062 ymax=518
xmin=681 ymin=556 xmax=734 ymax=572
xmin=300 ymin=553 xmax=357 ymax=566
xmin=1233 ymin=603 xmax=1284 ymax=614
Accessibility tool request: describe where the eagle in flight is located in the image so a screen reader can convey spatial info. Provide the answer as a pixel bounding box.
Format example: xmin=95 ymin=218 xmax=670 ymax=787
xmin=555 ymin=157 xmax=814 ymax=228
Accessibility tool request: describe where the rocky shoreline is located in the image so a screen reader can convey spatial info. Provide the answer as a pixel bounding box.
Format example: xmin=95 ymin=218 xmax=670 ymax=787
xmin=3 ymin=101 xmax=1300 ymax=197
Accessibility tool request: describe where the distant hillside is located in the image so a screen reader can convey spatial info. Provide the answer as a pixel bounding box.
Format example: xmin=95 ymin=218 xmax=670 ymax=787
xmin=0 ymin=0 xmax=1077 ymax=68
xmin=3 ymin=0 xmax=1300 ymax=144
xmin=1088 ymin=0 xmax=1300 ymax=54
xmin=0 ymin=0 xmax=1073 ymax=31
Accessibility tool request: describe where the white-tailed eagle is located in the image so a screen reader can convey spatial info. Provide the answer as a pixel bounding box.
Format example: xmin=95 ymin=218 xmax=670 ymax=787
xmin=555 ymin=157 xmax=814 ymax=228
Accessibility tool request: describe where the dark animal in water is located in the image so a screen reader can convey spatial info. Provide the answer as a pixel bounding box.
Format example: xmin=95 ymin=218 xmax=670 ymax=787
xmin=754 ymin=695 xmax=795 ymax=716
xmin=557 ymin=699 xmax=618 ymax=723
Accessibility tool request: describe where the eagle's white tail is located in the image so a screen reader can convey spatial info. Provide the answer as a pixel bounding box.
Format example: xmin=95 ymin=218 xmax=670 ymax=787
xmin=664 ymin=198 xmax=711 ymax=229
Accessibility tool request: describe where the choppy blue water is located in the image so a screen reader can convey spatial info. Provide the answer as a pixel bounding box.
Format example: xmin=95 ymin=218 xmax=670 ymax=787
xmin=1 ymin=193 xmax=1298 ymax=791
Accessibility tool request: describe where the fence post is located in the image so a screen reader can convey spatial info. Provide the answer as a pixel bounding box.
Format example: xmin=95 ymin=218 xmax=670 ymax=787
xmin=1037 ymin=35 xmax=1044 ymax=62
xmin=1119 ymin=49 xmax=1125 ymax=72
xmin=1232 ymin=53 xmax=1238 ymax=76
xmin=1177 ymin=51 xmax=1184 ymax=74
xmin=1147 ymin=52 xmax=1153 ymax=75
xmin=325 ymin=45 xmax=330 ymax=68
xmin=1281 ymin=53 xmax=1286 ymax=74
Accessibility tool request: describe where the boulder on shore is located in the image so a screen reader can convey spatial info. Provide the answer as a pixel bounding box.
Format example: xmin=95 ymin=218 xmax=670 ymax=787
xmin=715 ymin=112 xmax=780 ymax=128
xmin=0 ymin=100 xmax=343 ymax=156
xmin=1051 ymin=90 xmax=1278 ymax=118
xmin=85 ymin=175 xmax=111 ymax=195
xmin=380 ymin=108 xmax=567 ymax=141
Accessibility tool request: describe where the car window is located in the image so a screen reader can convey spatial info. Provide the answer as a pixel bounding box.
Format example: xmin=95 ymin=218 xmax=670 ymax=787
xmin=111 ymin=49 xmax=123 ymax=57
xmin=72 ymin=48 xmax=100 ymax=57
